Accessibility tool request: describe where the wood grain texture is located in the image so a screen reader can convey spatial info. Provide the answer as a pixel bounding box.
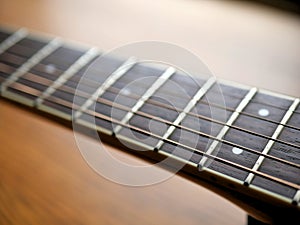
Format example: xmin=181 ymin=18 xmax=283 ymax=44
xmin=0 ymin=0 xmax=299 ymax=224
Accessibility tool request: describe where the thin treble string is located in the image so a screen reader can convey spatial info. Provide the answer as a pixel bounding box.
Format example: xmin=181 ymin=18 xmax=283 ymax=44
xmin=105 ymin=85 xmax=300 ymax=149
xmin=3 ymin=33 xmax=300 ymax=114
xmin=1 ymin=54 xmax=300 ymax=151
xmin=65 ymin=71 xmax=300 ymax=149
xmin=39 ymin=64 xmax=300 ymax=132
xmin=16 ymin=67 xmax=300 ymax=150
xmin=2 ymin=60 xmax=300 ymax=149
xmin=6 ymin=81 xmax=300 ymax=191
xmin=45 ymin=63 xmax=300 ymax=132
xmin=196 ymin=99 xmax=300 ymax=131
xmin=1 ymin=52 xmax=299 ymax=132
xmin=6 ymin=74 xmax=300 ymax=170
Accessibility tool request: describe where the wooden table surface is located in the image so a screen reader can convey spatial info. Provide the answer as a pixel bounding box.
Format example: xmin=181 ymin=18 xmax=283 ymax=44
xmin=0 ymin=0 xmax=299 ymax=224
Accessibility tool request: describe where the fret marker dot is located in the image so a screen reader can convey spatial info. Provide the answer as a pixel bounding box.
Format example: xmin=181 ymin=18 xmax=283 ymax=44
xmin=232 ymin=147 xmax=243 ymax=155
xmin=258 ymin=108 xmax=269 ymax=117
xmin=120 ymin=88 xmax=131 ymax=96
xmin=45 ymin=64 xmax=56 ymax=74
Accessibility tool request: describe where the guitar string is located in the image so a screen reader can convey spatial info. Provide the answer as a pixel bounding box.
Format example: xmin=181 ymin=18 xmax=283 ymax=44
xmin=1 ymin=49 xmax=299 ymax=114
xmin=1 ymin=49 xmax=300 ymax=117
xmin=1 ymin=59 xmax=300 ymax=151
xmin=0 ymin=51 xmax=299 ymax=133
xmin=4 ymin=81 xmax=300 ymax=192
xmin=1 ymin=54 xmax=300 ymax=155
xmin=5 ymin=75 xmax=300 ymax=171
xmin=1 ymin=31 xmax=300 ymax=201
xmin=53 ymin=82 xmax=300 ymax=169
xmin=79 ymin=78 xmax=300 ymax=149
xmin=2 ymin=57 xmax=299 ymax=148
xmin=0 ymin=25 xmax=299 ymax=114
xmin=76 ymin=78 xmax=300 ymax=133
xmin=1 ymin=47 xmax=300 ymax=134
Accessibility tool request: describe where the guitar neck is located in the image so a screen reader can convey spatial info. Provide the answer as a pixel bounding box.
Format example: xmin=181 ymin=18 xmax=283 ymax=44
xmin=0 ymin=26 xmax=299 ymax=224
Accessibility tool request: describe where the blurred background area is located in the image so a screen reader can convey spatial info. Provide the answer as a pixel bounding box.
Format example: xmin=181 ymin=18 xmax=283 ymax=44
xmin=0 ymin=0 xmax=299 ymax=97
xmin=251 ymin=0 xmax=300 ymax=14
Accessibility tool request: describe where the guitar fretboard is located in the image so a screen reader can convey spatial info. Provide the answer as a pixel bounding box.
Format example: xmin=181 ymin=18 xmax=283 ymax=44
xmin=0 ymin=27 xmax=299 ymax=207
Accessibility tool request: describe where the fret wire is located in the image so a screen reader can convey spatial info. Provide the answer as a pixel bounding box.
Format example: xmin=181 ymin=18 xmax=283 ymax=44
xmin=184 ymin=106 xmax=300 ymax=149
xmin=198 ymin=88 xmax=258 ymax=168
xmin=292 ymin=191 xmax=300 ymax=205
xmin=90 ymin=108 xmax=300 ymax=190
xmin=2 ymin=37 xmax=296 ymax=116
xmin=249 ymin=99 xmax=297 ymax=113
xmin=35 ymin=47 xmax=99 ymax=106
xmin=2 ymin=46 xmax=300 ymax=134
xmin=71 ymin=72 xmax=299 ymax=132
xmin=68 ymin=63 xmax=300 ymax=133
xmin=105 ymin=101 xmax=300 ymax=169
xmin=13 ymin=69 xmax=300 ymax=170
xmin=7 ymin=72 xmax=300 ymax=171
xmin=112 ymin=66 xmax=176 ymax=134
xmin=73 ymin=57 xmax=137 ymax=119
xmin=205 ymin=101 xmax=300 ymax=131
xmin=155 ymin=76 xmax=216 ymax=150
xmin=2 ymin=58 xmax=300 ymax=154
xmin=106 ymin=84 xmax=300 ymax=133
xmin=1 ymin=29 xmax=299 ymax=203
xmin=244 ymin=98 xmax=300 ymax=186
xmin=73 ymin=105 xmax=300 ymax=191
xmin=2 ymin=58 xmax=299 ymax=151
xmin=0 ymin=38 xmax=62 ymax=93
xmin=212 ymin=90 xmax=296 ymax=113
xmin=5 ymin=80 xmax=300 ymax=191
xmin=0 ymin=28 xmax=28 ymax=55
xmin=2 ymin=51 xmax=300 ymax=132
xmin=194 ymin=98 xmax=300 ymax=132
xmin=47 ymin=95 xmax=300 ymax=191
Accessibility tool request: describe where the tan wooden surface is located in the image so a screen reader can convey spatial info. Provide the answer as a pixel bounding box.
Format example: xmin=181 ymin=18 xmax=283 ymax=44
xmin=0 ymin=0 xmax=299 ymax=224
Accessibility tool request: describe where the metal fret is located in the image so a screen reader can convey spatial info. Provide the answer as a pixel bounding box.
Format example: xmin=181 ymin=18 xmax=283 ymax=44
xmin=198 ymin=87 xmax=258 ymax=168
xmin=35 ymin=47 xmax=99 ymax=106
xmin=0 ymin=28 xmax=28 ymax=55
xmin=112 ymin=67 xmax=176 ymax=134
xmin=244 ymin=98 xmax=300 ymax=186
xmin=155 ymin=76 xmax=216 ymax=150
xmin=74 ymin=57 xmax=137 ymax=119
xmin=0 ymin=38 xmax=62 ymax=94
xmin=293 ymin=190 xmax=300 ymax=205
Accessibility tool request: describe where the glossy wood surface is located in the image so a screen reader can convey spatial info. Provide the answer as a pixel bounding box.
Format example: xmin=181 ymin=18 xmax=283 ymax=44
xmin=0 ymin=0 xmax=299 ymax=224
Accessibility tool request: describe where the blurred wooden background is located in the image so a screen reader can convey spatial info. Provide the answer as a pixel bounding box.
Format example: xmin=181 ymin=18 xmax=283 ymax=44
xmin=0 ymin=0 xmax=299 ymax=224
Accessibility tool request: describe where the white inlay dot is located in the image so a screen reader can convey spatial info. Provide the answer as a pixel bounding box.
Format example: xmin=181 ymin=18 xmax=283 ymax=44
xmin=120 ymin=88 xmax=131 ymax=96
xmin=45 ymin=64 xmax=56 ymax=74
xmin=258 ymin=108 xmax=269 ymax=117
xmin=232 ymin=147 xmax=243 ymax=155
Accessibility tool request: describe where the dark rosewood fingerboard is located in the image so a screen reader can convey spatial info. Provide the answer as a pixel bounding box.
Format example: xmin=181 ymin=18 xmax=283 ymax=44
xmin=0 ymin=27 xmax=299 ymax=207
